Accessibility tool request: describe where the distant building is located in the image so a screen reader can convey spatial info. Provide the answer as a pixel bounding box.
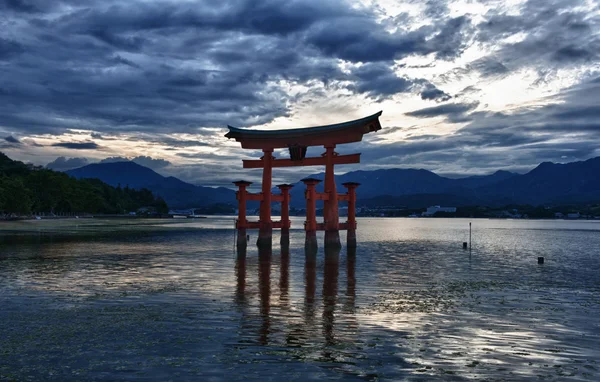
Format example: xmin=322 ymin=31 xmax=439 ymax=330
xmin=567 ymin=212 xmax=581 ymax=219
xmin=422 ymin=205 xmax=457 ymax=216
xmin=169 ymin=209 xmax=193 ymax=216
xmin=554 ymin=212 xmax=564 ymax=219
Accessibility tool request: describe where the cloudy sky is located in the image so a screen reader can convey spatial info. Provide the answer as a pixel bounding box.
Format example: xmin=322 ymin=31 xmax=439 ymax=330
xmin=1 ymin=0 xmax=599 ymax=187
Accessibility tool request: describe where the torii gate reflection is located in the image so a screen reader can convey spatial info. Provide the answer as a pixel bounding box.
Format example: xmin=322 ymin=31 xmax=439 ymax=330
xmin=234 ymin=245 xmax=357 ymax=350
xmin=226 ymin=112 xmax=383 ymax=249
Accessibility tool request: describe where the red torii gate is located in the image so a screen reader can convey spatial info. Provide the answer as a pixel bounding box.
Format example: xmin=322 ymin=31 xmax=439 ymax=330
xmin=225 ymin=111 xmax=382 ymax=249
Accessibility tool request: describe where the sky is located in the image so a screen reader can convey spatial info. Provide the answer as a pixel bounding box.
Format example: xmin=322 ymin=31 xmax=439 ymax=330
xmin=1 ymin=0 xmax=599 ymax=187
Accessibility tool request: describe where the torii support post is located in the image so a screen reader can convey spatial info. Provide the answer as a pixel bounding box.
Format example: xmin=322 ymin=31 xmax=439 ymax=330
xmin=258 ymin=149 xmax=273 ymax=248
xmin=302 ymin=178 xmax=321 ymax=251
xmin=277 ymin=184 xmax=293 ymax=247
xmin=234 ymin=180 xmax=252 ymax=249
xmin=343 ymin=182 xmax=360 ymax=248
xmin=324 ymin=145 xmax=341 ymax=249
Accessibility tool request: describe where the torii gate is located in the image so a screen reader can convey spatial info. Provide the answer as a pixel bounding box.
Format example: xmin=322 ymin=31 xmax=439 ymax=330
xmin=225 ymin=111 xmax=382 ymax=249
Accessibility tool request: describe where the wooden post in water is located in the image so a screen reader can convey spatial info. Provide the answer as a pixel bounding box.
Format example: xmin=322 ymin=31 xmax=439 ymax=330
xmin=303 ymin=178 xmax=321 ymax=251
xmin=469 ymin=222 xmax=472 ymax=250
xmin=343 ymin=182 xmax=360 ymax=248
xmin=277 ymin=184 xmax=293 ymax=247
xmin=233 ymin=180 xmax=253 ymax=249
xmin=323 ymin=145 xmax=341 ymax=249
xmin=258 ymin=149 xmax=273 ymax=248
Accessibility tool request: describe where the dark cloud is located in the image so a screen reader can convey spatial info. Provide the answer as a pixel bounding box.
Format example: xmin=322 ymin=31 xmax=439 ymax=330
xmin=100 ymin=157 xmax=129 ymax=164
xmin=0 ymin=38 xmax=24 ymax=60
xmin=131 ymin=156 xmax=171 ymax=169
xmin=552 ymin=45 xmax=597 ymax=63
xmin=4 ymin=136 xmax=20 ymax=144
xmin=353 ymin=77 xmax=600 ymax=176
xmin=348 ymin=63 xmax=413 ymax=99
xmin=46 ymin=156 xmax=89 ymax=171
xmin=52 ymin=142 xmax=100 ymax=150
xmin=20 ymin=138 xmax=43 ymax=147
xmin=405 ymin=102 xmax=478 ymax=119
xmin=475 ymin=0 xmax=599 ymax=75
xmin=0 ymin=0 xmax=598 ymax=183
xmin=99 ymin=155 xmax=171 ymax=170
xmin=0 ymin=0 xmax=482 ymax=137
xmin=469 ymin=58 xmax=509 ymax=77
xmin=426 ymin=16 xmax=473 ymax=60
xmin=1 ymin=0 xmax=39 ymax=13
xmin=305 ymin=18 xmax=426 ymax=62
xmin=552 ymin=105 xmax=600 ymax=121
xmin=0 ymin=0 xmax=505 ymax=138
xmin=420 ymin=84 xmax=451 ymax=102
xmin=423 ymin=0 xmax=449 ymax=19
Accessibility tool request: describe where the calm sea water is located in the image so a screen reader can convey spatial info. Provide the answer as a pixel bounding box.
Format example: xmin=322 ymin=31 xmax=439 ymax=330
xmin=1 ymin=217 xmax=599 ymax=381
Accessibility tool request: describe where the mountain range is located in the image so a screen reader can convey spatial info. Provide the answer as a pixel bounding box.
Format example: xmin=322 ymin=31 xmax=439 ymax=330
xmin=64 ymin=157 xmax=600 ymax=209
xmin=66 ymin=162 xmax=235 ymax=208
xmin=289 ymin=156 xmax=600 ymax=207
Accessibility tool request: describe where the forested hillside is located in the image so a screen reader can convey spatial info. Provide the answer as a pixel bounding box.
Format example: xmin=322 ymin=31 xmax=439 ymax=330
xmin=0 ymin=153 xmax=168 ymax=216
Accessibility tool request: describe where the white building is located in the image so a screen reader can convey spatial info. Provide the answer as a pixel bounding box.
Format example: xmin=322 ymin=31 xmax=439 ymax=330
xmin=422 ymin=205 xmax=457 ymax=216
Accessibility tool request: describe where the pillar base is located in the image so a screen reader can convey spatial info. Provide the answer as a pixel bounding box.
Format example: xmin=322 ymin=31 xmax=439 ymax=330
xmin=347 ymin=245 xmax=356 ymax=259
xmin=257 ymin=226 xmax=272 ymax=248
xmin=305 ymin=244 xmax=318 ymax=264
xmin=236 ymin=245 xmax=247 ymax=259
xmin=258 ymin=245 xmax=272 ymax=259
xmin=324 ymin=230 xmax=341 ymax=249
xmin=305 ymin=230 xmax=318 ymax=252
xmin=237 ymin=228 xmax=247 ymax=249
xmin=324 ymin=246 xmax=341 ymax=264
xmin=280 ymin=229 xmax=290 ymax=247
xmin=347 ymin=229 xmax=357 ymax=248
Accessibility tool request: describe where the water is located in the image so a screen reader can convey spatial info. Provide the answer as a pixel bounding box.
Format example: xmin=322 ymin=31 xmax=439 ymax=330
xmin=1 ymin=217 xmax=599 ymax=381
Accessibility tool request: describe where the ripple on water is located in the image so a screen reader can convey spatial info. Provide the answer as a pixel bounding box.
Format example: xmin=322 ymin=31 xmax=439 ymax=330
xmin=1 ymin=217 xmax=599 ymax=381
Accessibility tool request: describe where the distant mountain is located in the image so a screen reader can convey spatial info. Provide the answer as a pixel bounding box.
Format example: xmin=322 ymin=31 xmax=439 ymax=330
xmin=475 ymin=157 xmax=600 ymax=206
xmin=283 ymin=157 xmax=600 ymax=208
xmin=285 ymin=168 xmax=519 ymax=207
xmin=66 ymin=161 xmax=235 ymax=208
xmin=66 ymin=156 xmax=600 ymax=210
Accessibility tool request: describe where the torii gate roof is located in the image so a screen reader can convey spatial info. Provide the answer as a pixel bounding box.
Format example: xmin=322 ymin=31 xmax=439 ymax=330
xmin=225 ymin=111 xmax=382 ymax=149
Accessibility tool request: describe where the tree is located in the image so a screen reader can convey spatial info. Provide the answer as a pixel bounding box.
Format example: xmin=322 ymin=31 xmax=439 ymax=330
xmin=0 ymin=152 xmax=171 ymax=216
xmin=0 ymin=176 xmax=32 ymax=214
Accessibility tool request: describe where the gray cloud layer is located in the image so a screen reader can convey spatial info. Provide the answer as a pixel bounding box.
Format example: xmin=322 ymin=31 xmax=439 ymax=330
xmin=358 ymin=76 xmax=600 ymax=176
xmin=0 ymin=0 xmax=473 ymax=136
xmin=1 ymin=0 xmax=599 ymax=185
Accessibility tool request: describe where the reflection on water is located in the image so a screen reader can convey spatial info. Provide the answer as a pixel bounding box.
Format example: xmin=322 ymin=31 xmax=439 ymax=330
xmin=1 ymin=218 xmax=600 ymax=381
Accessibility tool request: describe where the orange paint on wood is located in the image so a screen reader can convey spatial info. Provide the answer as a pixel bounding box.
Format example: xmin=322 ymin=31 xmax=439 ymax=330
xmin=246 ymin=193 xmax=263 ymax=201
xmin=323 ymin=145 xmax=339 ymax=232
xmin=302 ymin=178 xmax=321 ymax=232
xmin=233 ymin=181 xmax=252 ymax=229
xmin=243 ymin=154 xmax=361 ymax=169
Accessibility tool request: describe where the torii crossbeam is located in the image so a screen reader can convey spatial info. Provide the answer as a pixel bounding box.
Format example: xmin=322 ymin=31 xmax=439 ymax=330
xmin=225 ymin=111 xmax=382 ymax=249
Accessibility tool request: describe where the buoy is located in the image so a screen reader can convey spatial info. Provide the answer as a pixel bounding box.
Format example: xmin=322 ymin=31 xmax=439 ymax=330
xmin=463 ymin=242 xmax=468 ymax=249
xmin=538 ymin=257 xmax=544 ymax=264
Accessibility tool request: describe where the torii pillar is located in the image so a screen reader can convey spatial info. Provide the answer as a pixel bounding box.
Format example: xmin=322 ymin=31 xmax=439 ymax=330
xmin=233 ymin=180 xmax=252 ymax=249
xmin=277 ymin=184 xmax=293 ymax=247
xmin=343 ymin=182 xmax=360 ymax=248
xmin=257 ymin=149 xmax=273 ymax=247
xmin=323 ymin=145 xmax=341 ymax=249
xmin=302 ymin=178 xmax=320 ymax=251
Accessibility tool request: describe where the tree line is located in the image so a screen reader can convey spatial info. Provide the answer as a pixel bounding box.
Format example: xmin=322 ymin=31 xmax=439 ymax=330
xmin=0 ymin=152 xmax=168 ymax=216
